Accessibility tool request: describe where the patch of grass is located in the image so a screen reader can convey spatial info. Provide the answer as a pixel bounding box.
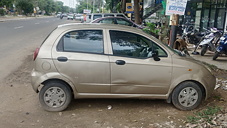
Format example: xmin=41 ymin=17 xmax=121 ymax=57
xmin=186 ymin=106 xmax=221 ymax=124
xmin=187 ymin=116 xmax=201 ymax=124
xmin=213 ymin=95 xmax=224 ymax=101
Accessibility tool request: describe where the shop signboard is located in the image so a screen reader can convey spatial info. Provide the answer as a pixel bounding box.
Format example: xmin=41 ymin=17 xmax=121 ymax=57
xmin=83 ymin=9 xmax=91 ymax=14
xmin=165 ymin=0 xmax=188 ymax=15
xmin=126 ymin=3 xmax=133 ymax=13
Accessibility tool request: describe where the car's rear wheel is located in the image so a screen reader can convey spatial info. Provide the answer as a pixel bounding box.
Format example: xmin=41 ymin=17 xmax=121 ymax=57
xmin=39 ymin=81 xmax=72 ymax=111
xmin=172 ymin=81 xmax=203 ymax=111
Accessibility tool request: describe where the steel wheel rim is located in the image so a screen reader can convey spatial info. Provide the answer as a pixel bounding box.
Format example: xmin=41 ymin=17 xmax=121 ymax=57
xmin=44 ymin=87 xmax=66 ymax=108
xmin=178 ymin=87 xmax=198 ymax=107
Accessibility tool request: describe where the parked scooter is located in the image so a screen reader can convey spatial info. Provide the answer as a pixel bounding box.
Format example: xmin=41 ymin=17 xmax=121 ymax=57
xmin=193 ymin=28 xmax=222 ymax=56
xmin=213 ymin=33 xmax=227 ymax=60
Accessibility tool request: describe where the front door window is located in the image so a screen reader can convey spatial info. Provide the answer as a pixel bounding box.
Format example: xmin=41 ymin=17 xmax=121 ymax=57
xmin=110 ymin=30 xmax=167 ymax=58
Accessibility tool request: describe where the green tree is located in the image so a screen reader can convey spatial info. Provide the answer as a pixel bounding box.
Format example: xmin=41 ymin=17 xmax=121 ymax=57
xmin=76 ymin=0 xmax=92 ymax=13
xmin=62 ymin=6 xmax=70 ymax=13
xmin=104 ymin=0 xmax=113 ymax=12
xmin=16 ymin=0 xmax=34 ymax=15
xmin=36 ymin=0 xmax=67 ymax=15
xmin=0 ymin=0 xmax=14 ymax=8
xmin=55 ymin=1 xmax=64 ymax=13
xmin=104 ymin=0 xmax=130 ymax=13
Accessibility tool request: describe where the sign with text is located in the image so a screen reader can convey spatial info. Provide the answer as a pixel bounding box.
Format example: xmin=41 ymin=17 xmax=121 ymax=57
xmin=83 ymin=9 xmax=91 ymax=14
xmin=165 ymin=0 xmax=187 ymax=15
xmin=126 ymin=3 xmax=133 ymax=13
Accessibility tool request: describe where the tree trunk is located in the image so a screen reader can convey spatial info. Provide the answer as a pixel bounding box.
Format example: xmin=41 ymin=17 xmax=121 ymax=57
xmin=133 ymin=0 xmax=140 ymax=24
xmin=121 ymin=0 xmax=126 ymax=13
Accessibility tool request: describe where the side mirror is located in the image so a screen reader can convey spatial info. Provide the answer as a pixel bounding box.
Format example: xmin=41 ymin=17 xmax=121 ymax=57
xmin=152 ymin=51 xmax=160 ymax=61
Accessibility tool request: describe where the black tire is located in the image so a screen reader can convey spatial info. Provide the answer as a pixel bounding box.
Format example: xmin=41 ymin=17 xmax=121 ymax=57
xmin=213 ymin=52 xmax=219 ymax=60
xmin=183 ymin=49 xmax=190 ymax=56
xmin=172 ymin=81 xmax=203 ymax=111
xmin=201 ymin=45 xmax=208 ymax=56
xmin=39 ymin=81 xmax=72 ymax=112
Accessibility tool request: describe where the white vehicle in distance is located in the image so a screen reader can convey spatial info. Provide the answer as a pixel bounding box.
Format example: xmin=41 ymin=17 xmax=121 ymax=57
xmin=75 ymin=14 xmax=83 ymax=21
xmin=67 ymin=14 xmax=75 ymax=20
xmin=85 ymin=13 xmax=128 ymax=23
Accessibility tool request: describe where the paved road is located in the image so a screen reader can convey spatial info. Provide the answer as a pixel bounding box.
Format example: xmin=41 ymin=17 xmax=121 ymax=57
xmin=0 ymin=17 xmax=76 ymax=81
xmin=188 ymin=46 xmax=227 ymax=70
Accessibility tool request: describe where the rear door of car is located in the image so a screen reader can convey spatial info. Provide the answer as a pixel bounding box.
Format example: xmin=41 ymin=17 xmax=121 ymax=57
xmin=108 ymin=30 xmax=172 ymax=94
xmin=52 ymin=29 xmax=111 ymax=93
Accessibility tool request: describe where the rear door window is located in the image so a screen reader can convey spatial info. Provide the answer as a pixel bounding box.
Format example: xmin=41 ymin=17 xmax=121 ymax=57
xmin=57 ymin=30 xmax=104 ymax=54
xmin=116 ymin=18 xmax=133 ymax=26
xmin=99 ymin=18 xmax=115 ymax=24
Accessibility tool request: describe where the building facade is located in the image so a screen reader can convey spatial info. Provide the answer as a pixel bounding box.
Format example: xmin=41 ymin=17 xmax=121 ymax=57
xmin=184 ymin=0 xmax=227 ymax=31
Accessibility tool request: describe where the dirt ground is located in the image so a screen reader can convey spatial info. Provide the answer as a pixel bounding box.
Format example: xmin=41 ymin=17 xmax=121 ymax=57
xmin=0 ymin=54 xmax=227 ymax=128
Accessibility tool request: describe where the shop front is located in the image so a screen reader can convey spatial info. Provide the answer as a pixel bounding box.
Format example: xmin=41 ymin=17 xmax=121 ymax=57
xmin=185 ymin=0 xmax=227 ymax=31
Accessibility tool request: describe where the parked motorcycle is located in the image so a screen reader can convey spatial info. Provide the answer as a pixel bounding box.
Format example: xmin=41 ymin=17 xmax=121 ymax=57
xmin=182 ymin=26 xmax=201 ymax=45
xmin=213 ymin=33 xmax=227 ymax=60
xmin=193 ymin=28 xmax=222 ymax=56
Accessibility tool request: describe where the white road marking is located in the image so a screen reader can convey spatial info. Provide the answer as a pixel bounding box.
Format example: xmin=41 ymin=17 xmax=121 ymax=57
xmin=46 ymin=21 xmax=49 ymax=23
xmin=35 ymin=23 xmax=40 ymax=24
xmin=14 ymin=26 xmax=24 ymax=29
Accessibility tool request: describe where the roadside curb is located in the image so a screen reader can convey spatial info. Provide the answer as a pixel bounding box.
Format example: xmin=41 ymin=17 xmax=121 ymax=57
xmin=0 ymin=16 xmax=53 ymax=22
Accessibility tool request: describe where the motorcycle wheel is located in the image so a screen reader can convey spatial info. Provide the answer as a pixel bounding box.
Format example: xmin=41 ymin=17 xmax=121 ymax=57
xmin=183 ymin=49 xmax=190 ymax=56
xmin=213 ymin=52 xmax=219 ymax=60
xmin=201 ymin=45 xmax=208 ymax=56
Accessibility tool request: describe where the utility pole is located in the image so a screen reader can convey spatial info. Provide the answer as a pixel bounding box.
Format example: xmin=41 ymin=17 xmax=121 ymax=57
xmin=93 ymin=0 xmax=95 ymax=13
xmin=169 ymin=14 xmax=179 ymax=48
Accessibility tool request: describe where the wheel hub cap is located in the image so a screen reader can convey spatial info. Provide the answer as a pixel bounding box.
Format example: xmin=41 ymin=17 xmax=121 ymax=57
xmin=178 ymin=87 xmax=198 ymax=107
xmin=44 ymin=87 xmax=66 ymax=108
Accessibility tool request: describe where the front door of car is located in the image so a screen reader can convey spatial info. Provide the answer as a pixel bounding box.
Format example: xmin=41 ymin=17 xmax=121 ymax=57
xmin=52 ymin=30 xmax=110 ymax=93
xmin=109 ymin=30 xmax=172 ymax=94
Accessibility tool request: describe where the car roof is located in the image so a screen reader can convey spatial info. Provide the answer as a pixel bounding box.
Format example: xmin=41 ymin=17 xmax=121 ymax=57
xmin=91 ymin=17 xmax=129 ymax=23
xmin=94 ymin=17 xmax=129 ymax=20
xmin=56 ymin=23 xmax=158 ymax=41
xmin=87 ymin=13 xmax=125 ymax=15
xmin=58 ymin=23 xmax=133 ymax=30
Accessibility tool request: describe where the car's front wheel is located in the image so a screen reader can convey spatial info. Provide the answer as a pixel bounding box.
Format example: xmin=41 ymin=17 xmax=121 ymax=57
xmin=39 ymin=81 xmax=72 ymax=111
xmin=172 ymin=81 xmax=203 ymax=111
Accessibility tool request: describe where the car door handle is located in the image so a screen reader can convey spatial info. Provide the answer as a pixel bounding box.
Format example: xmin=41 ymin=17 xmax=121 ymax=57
xmin=57 ymin=57 xmax=68 ymax=62
xmin=115 ymin=60 xmax=126 ymax=65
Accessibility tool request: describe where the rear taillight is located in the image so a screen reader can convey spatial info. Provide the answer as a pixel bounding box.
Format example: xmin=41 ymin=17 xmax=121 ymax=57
xmin=33 ymin=48 xmax=40 ymax=60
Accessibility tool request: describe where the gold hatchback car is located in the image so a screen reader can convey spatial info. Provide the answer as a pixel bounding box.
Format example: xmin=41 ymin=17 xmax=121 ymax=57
xmin=31 ymin=23 xmax=216 ymax=112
